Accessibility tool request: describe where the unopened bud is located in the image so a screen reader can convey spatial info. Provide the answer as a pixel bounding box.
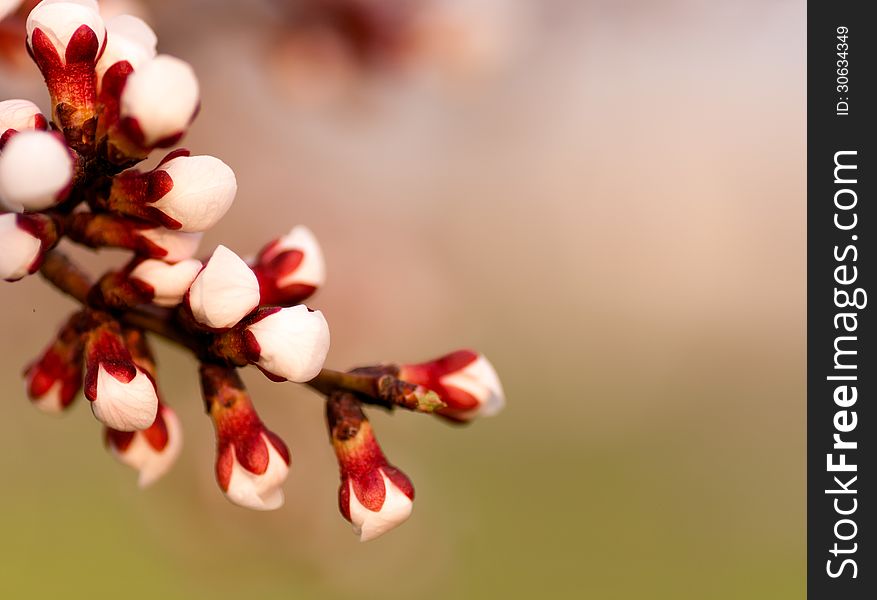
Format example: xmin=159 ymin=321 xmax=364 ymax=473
xmin=200 ymin=364 xmax=291 ymax=510
xmin=0 ymin=213 xmax=59 ymax=281
xmin=252 ymin=225 xmax=326 ymax=306
xmin=241 ymin=305 xmax=330 ymax=383
xmin=128 ymin=258 xmax=202 ymax=307
xmin=0 ymin=99 xmax=49 ymax=146
xmin=0 ymin=130 xmax=73 ymax=212
xmin=105 ymin=402 xmax=182 ymax=487
xmin=96 ymin=14 xmax=156 ymax=87
xmin=187 ymin=245 xmax=260 ymax=329
xmin=24 ymin=311 xmax=86 ymax=414
xmin=399 ymin=350 xmax=505 ymax=422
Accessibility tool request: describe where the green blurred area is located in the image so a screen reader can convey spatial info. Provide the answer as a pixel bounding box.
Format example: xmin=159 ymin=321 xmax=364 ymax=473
xmin=1 ymin=0 xmax=804 ymax=598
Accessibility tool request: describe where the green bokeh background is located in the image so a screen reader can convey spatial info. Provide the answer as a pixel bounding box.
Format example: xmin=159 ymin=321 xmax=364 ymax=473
xmin=1 ymin=1 xmax=804 ymax=597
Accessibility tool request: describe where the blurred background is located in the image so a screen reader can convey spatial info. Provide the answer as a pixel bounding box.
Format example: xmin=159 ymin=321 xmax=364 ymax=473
xmin=1 ymin=0 xmax=804 ymax=598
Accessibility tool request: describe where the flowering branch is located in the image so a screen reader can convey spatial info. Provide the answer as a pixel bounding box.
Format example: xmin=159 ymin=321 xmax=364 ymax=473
xmin=2 ymin=0 xmax=505 ymax=542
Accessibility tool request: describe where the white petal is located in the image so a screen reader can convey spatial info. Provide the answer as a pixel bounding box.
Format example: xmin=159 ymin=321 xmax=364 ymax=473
xmin=129 ymin=258 xmax=202 ymax=307
xmin=153 ymin=155 xmax=237 ymax=232
xmin=224 ymin=434 xmax=289 ymax=511
xmin=440 ymin=354 xmax=505 ymax=419
xmin=0 ymin=131 xmax=73 ymax=212
xmin=26 ymin=0 xmax=106 ymax=61
xmin=348 ymin=469 xmax=413 ymax=542
xmin=0 ymin=99 xmax=44 ymax=133
xmin=96 ymin=14 xmax=157 ymax=84
xmin=269 ymin=225 xmax=326 ymax=289
xmin=110 ymin=405 xmax=183 ymax=487
xmin=120 ymin=54 xmax=199 ymax=146
xmin=137 ymin=228 xmax=202 ymax=262
xmin=91 ymin=364 xmax=158 ymax=431
xmin=248 ymin=305 xmax=329 ymax=382
xmin=188 ymin=245 xmax=260 ymax=329
xmin=0 ymin=213 xmax=41 ymax=281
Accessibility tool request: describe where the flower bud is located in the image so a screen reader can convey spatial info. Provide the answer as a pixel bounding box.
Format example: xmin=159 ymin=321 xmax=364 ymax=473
xmin=0 ymin=130 xmax=73 ymax=212
xmin=128 ymin=258 xmax=202 ymax=307
xmin=201 ymin=364 xmax=291 ymax=510
xmin=187 ymin=245 xmax=260 ymax=329
xmin=0 ymin=213 xmax=46 ymax=281
xmin=119 ymin=54 xmax=199 ymax=147
xmin=95 ymin=14 xmax=156 ymax=86
xmin=66 ymin=212 xmax=204 ymax=261
xmin=398 ymin=350 xmax=504 ymax=422
xmin=26 ymin=0 xmax=106 ymax=65
xmin=137 ymin=227 xmax=202 ymax=262
xmin=327 ymin=392 xmax=414 ymax=541
xmin=107 ymin=153 xmax=237 ymax=232
xmin=242 ymin=305 xmax=330 ymax=383
xmin=23 ymin=311 xmax=86 ymax=414
xmin=105 ymin=402 xmax=182 ymax=487
xmin=83 ymin=318 xmax=158 ymax=431
xmin=252 ymin=225 xmax=326 ymax=306
xmin=0 ymin=99 xmax=49 ymax=146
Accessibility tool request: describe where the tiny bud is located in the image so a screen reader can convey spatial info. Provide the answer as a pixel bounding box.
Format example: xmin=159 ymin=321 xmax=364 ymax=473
xmin=399 ymin=350 xmax=505 ymax=422
xmin=187 ymin=245 xmax=260 ymax=329
xmin=0 ymin=99 xmax=49 ymax=145
xmin=24 ymin=311 xmax=86 ymax=414
xmin=105 ymin=403 xmax=183 ymax=487
xmin=96 ymin=15 xmax=157 ymax=86
xmin=243 ymin=305 xmax=330 ymax=383
xmin=253 ymin=225 xmax=326 ymax=305
xmin=201 ymin=364 xmax=291 ymax=510
xmin=0 ymin=130 xmax=73 ymax=212
xmin=128 ymin=258 xmax=202 ymax=307
xmin=84 ymin=319 xmax=158 ymax=431
xmin=119 ymin=54 xmax=199 ymax=147
xmin=26 ymin=0 xmax=106 ymax=65
xmin=0 ymin=213 xmax=42 ymax=281
xmin=327 ymin=393 xmax=414 ymax=541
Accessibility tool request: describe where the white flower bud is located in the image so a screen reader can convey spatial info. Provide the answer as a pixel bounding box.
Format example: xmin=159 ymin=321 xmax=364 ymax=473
xmin=96 ymin=14 xmax=157 ymax=84
xmin=347 ymin=469 xmax=414 ymax=542
xmin=152 ymin=155 xmax=237 ymax=232
xmin=0 ymin=130 xmax=73 ymax=212
xmin=26 ymin=0 xmax=106 ymax=62
xmin=107 ymin=404 xmax=183 ymax=488
xmin=224 ymin=433 xmax=290 ymax=511
xmin=128 ymin=258 xmax=202 ymax=307
xmin=91 ymin=364 xmax=158 ymax=431
xmin=137 ymin=228 xmax=202 ymax=262
xmin=0 ymin=213 xmax=42 ymax=281
xmin=0 ymin=99 xmax=47 ymax=135
xmin=120 ymin=54 xmax=199 ymax=146
xmin=439 ymin=354 xmax=505 ymax=419
xmin=263 ymin=225 xmax=326 ymax=289
xmin=188 ymin=245 xmax=260 ymax=329
xmin=246 ymin=305 xmax=329 ymax=382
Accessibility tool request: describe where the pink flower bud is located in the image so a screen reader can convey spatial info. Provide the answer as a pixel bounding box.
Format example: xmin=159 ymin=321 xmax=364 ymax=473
xmin=105 ymin=402 xmax=182 ymax=487
xmin=84 ymin=321 xmax=158 ymax=431
xmin=242 ymin=305 xmax=330 ymax=383
xmin=187 ymin=245 xmax=260 ymax=329
xmin=23 ymin=312 xmax=85 ymax=414
xmin=327 ymin=395 xmax=414 ymax=541
xmin=0 ymin=99 xmax=49 ymax=145
xmin=128 ymin=258 xmax=202 ymax=307
xmin=26 ymin=0 xmax=106 ymax=65
xmin=0 ymin=213 xmax=42 ymax=281
xmin=0 ymin=130 xmax=73 ymax=212
xmin=201 ymin=364 xmax=291 ymax=510
xmin=119 ymin=54 xmax=199 ymax=147
xmin=252 ymin=225 xmax=326 ymax=306
xmin=96 ymin=14 xmax=156 ymax=86
xmin=399 ymin=350 xmax=504 ymax=422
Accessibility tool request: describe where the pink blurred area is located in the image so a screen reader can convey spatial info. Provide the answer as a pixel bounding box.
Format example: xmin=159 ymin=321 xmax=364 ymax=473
xmin=1 ymin=1 xmax=803 ymax=598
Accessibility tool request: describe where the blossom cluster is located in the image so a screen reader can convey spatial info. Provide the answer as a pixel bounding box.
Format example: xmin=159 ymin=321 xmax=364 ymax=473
xmin=2 ymin=0 xmax=504 ymax=541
